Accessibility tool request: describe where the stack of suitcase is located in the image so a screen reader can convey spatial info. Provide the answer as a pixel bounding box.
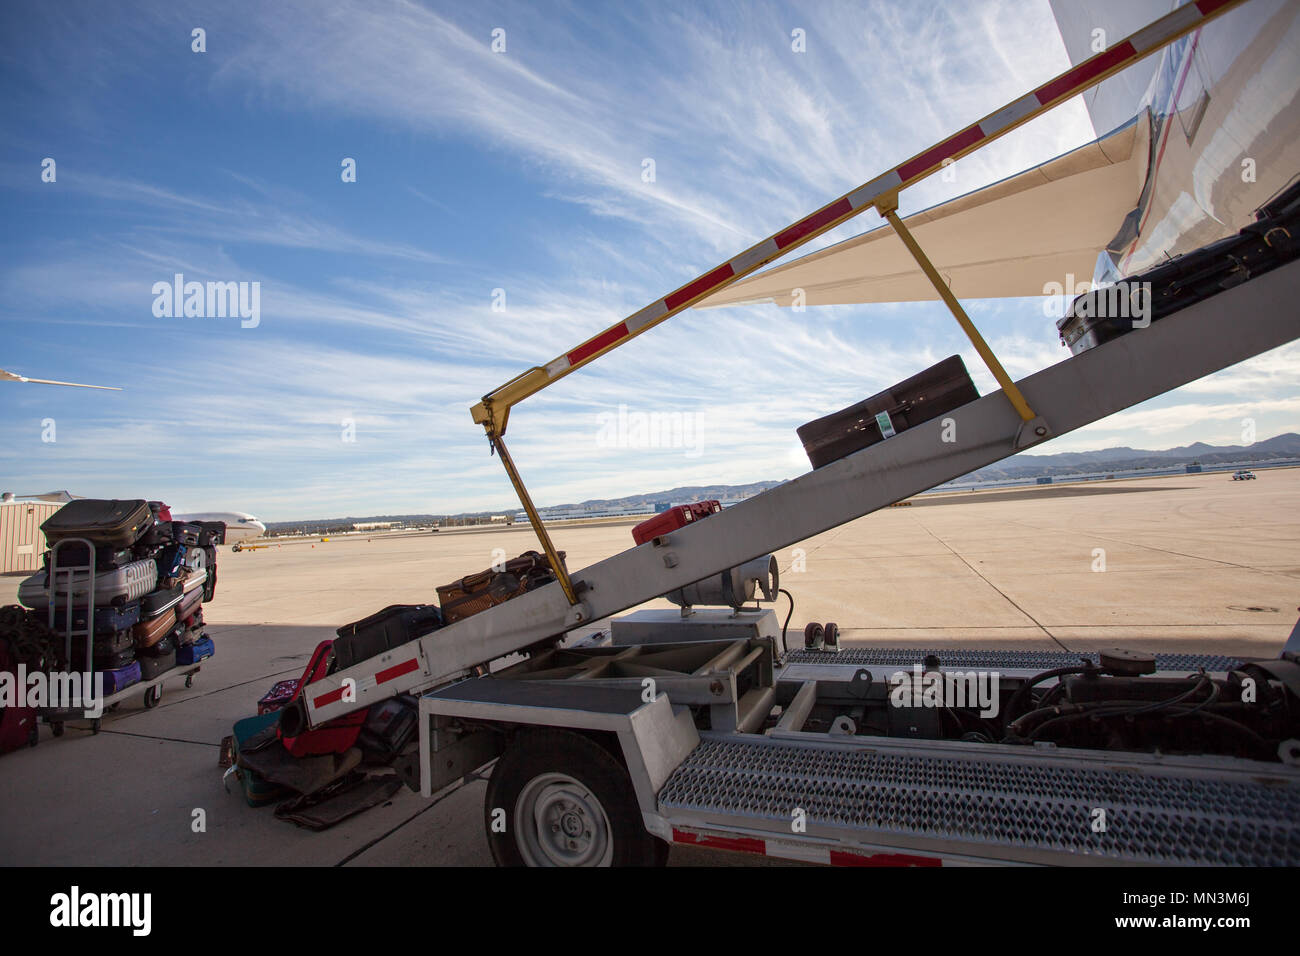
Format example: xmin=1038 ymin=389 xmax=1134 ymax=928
xmin=16 ymin=499 xmax=221 ymax=695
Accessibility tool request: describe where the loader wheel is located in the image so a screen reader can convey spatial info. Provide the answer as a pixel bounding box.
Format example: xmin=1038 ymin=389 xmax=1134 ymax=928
xmin=485 ymin=729 xmax=669 ymax=868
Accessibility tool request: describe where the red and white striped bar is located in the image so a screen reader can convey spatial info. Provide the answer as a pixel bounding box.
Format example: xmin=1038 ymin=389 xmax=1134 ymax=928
xmin=671 ymin=827 xmax=944 ymax=867
xmin=309 ymin=652 xmax=425 ymax=712
xmin=507 ymin=0 xmax=1246 ymax=394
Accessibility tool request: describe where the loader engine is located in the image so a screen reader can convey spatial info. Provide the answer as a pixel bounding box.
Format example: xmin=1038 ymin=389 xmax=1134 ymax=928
xmin=800 ymin=649 xmax=1300 ymax=764
xmin=1000 ymin=661 xmax=1300 ymax=763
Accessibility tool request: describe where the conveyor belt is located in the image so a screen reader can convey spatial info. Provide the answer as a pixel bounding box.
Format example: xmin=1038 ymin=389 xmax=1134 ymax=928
xmin=305 ymin=259 xmax=1300 ymax=728
xmin=786 ymin=648 xmax=1244 ymax=672
xmin=658 ymin=736 xmax=1300 ymax=865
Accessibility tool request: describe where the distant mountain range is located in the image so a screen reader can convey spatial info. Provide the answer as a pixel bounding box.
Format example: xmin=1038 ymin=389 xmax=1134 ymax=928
xmin=265 ymin=434 xmax=1299 ymax=532
xmin=951 ymin=432 xmax=1300 ymax=482
xmin=539 ymin=482 xmax=785 ymax=514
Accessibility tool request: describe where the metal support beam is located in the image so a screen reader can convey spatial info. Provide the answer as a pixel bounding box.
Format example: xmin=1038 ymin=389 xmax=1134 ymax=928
xmin=491 ymin=433 xmax=579 ymax=605
xmin=881 ymin=202 xmax=1037 ymax=423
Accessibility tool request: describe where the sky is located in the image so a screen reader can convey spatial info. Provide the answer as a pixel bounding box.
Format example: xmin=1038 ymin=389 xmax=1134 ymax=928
xmin=1 ymin=0 xmax=1296 ymax=521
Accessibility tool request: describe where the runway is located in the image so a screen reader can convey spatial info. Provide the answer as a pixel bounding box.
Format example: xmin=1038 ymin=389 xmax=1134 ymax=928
xmin=2 ymin=468 xmax=1296 ymax=866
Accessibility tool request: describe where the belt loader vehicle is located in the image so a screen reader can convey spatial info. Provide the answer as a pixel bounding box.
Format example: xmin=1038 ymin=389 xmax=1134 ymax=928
xmin=282 ymin=0 xmax=1300 ymax=865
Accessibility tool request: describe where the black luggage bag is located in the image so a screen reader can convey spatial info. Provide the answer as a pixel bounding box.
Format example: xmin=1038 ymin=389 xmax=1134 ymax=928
xmin=41 ymin=499 xmax=152 ymax=549
xmin=196 ymin=522 xmax=226 ymax=546
xmin=796 ymin=355 xmax=979 ymax=468
xmin=170 ymin=522 xmax=201 ymax=547
xmin=138 ymin=634 xmax=177 ymax=680
xmin=334 ymin=605 xmax=443 ymax=671
xmin=44 ymin=543 xmax=137 ymax=572
xmin=357 ymin=695 xmax=420 ymax=761
xmin=1058 ymin=179 xmax=1300 ymax=354
xmin=70 ymin=628 xmax=137 ymax=670
xmin=50 ymin=601 xmax=141 ymax=635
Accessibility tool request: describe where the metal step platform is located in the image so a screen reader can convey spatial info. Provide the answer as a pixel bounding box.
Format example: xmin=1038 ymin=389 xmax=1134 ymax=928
xmin=658 ymin=734 xmax=1300 ymax=866
xmin=786 ymin=647 xmax=1246 ymax=672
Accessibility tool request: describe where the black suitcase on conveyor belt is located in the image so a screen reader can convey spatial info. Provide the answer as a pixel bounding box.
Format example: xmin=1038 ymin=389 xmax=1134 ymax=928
xmin=334 ymin=605 xmax=443 ymax=671
xmin=796 ymin=355 xmax=979 ymax=469
xmin=41 ymin=499 xmax=152 ymax=549
xmin=1058 ymin=179 xmax=1300 ymax=354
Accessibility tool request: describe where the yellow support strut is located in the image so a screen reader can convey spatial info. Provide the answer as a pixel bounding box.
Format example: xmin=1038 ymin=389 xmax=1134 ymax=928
xmin=879 ymin=199 xmax=1037 ymax=423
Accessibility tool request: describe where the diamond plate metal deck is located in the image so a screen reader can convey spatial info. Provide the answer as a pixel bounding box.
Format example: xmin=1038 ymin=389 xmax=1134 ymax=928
xmin=658 ymin=737 xmax=1300 ymax=865
xmin=786 ymin=647 xmax=1244 ymax=672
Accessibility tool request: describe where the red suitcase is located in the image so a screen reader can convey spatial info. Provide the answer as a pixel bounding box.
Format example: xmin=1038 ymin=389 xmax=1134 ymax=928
xmin=278 ymin=641 xmax=366 ymax=757
xmin=632 ymin=500 xmax=722 ymax=546
xmin=0 ymin=637 xmax=38 ymax=755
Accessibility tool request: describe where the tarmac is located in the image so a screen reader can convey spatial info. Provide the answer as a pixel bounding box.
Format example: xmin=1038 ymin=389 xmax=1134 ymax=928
xmin=2 ymin=468 xmax=1296 ymax=866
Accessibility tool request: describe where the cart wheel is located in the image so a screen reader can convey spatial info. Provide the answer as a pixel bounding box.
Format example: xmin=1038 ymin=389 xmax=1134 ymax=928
xmin=51 ymin=721 xmax=64 ymax=737
xmin=485 ymin=729 xmax=669 ymax=868
xmin=803 ymin=622 xmax=824 ymax=650
xmin=823 ymin=622 xmax=840 ymax=651
xmin=92 ymin=719 xmax=102 ymax=735
xmin=185 ymin=675 xmax=194 ymax=689
xmin=144 ymin=685 xmax=162 ymax=709
xmin=109 ymin=702 xmax=120 ymax=712
xmin=28 ymin=723 xmax=38 ymax=747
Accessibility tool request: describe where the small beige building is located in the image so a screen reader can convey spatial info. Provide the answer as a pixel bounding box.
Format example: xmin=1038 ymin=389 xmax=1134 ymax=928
xmin=1 ymin=495 xmax=61 ymax=574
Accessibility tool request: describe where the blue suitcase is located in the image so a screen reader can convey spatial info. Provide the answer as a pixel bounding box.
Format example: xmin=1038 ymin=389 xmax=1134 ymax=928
xmin=177 ymin=636 xmax=214 ymax=666
xmin=52 ymin=601 xmax=141 ymax=635
xmin=101 ymin=661 xmax=142 ymax=695
xmin=231 ymin=712 xmax=293 ymax=807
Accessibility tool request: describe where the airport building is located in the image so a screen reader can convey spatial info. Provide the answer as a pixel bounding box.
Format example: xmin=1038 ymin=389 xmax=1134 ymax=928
xmin=0 ymin=494 xmax=60 ymax=574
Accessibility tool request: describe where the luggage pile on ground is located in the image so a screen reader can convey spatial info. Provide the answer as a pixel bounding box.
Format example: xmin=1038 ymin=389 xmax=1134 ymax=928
xmin=224 ymin=548 xmax=568 ymax=828
xmin=14 ymin=498 xmax=221 ymax=695
xmin=225 ymin=637 xmax=422 ymax=828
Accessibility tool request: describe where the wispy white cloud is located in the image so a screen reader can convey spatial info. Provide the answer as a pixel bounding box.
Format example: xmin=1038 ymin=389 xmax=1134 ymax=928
xmin=3 ymin=0 xmax=1291 ymax=521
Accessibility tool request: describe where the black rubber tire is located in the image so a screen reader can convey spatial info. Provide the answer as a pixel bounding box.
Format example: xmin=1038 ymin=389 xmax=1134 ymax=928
xmin=144 ymin=685 xmax=161 ymax=709
xmin=51 ymin=721 xmax=64 ymax=738
xmin=803 ymin=622 xmax=824 ymax=649
xmin=92 ymin=719 xmax=102 ymax=735
xmin=485 ymin=729 xmax=669 ymax=868
xmin=823 ymin=622 xmax=840 ymax=648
